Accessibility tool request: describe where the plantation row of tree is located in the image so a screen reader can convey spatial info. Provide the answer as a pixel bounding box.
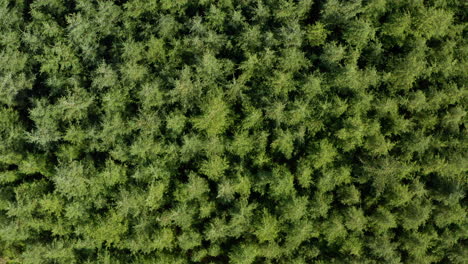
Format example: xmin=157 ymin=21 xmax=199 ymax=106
xmin=0 ymin=0 xmax=466 ymax=263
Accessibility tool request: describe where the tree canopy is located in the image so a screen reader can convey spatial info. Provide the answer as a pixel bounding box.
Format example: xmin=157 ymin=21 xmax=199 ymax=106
xmin=0 ymin=0 xmax=467 ymax=263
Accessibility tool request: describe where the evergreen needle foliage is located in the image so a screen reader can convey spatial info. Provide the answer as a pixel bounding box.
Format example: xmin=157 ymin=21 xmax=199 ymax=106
xmin=0 ymin=0 xmax=467 ymax=263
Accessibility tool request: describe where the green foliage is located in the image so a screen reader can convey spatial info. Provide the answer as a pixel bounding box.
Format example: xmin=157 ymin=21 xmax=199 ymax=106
xmin=0 ymin=0 xmax=466 ymax=263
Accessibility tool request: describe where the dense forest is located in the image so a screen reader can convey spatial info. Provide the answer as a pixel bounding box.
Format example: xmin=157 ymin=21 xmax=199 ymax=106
xmin=0 ymin=0 xmax=467 ymax=263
